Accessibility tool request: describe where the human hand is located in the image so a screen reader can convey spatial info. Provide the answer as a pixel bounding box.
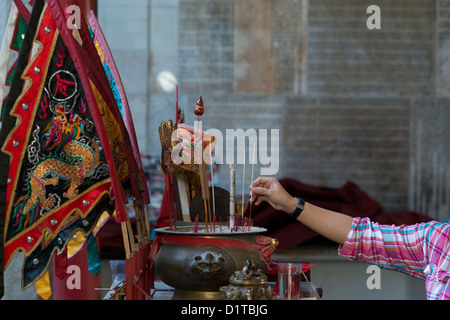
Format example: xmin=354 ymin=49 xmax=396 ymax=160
xmin=250 ymin=177 xmax=298 ymax=214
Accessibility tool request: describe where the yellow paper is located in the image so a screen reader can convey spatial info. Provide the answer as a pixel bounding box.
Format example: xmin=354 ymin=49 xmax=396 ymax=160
xmin=36 ymin=270 xmax=52 ymax=300
xmin=67 ymin=212 xmax=109 ymax=258
xmin=93 ymin=211 xmax=110 ymax=234
xmin=67 ymin=230 xmax=85 ymax=258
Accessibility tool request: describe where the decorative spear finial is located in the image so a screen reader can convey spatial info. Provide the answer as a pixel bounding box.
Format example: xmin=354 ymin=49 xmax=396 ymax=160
xmin=194 ymin=96 xmax=204 ymax=117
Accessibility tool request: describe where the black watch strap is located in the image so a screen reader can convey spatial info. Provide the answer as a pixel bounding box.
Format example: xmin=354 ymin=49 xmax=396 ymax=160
xmin=288 ymin=197 xmax=305 ymax=219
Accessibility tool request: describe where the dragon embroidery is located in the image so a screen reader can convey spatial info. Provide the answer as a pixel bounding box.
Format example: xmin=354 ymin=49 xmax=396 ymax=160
xmin=12 ymin=103 xmax=102 ymax=231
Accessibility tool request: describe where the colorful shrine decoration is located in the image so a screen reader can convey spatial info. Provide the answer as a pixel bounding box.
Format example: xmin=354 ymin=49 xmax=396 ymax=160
xmin=0 ymin=0 xmax=149 ymax=299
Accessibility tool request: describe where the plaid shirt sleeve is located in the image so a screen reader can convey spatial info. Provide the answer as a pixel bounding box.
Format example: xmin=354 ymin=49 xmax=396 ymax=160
xmin=338 ymin=217 xmax=450 ymax=299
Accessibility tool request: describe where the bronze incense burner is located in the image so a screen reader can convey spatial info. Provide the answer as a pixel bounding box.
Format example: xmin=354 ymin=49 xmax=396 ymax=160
xmin=154 ymin=225 xmax=276 ymax=300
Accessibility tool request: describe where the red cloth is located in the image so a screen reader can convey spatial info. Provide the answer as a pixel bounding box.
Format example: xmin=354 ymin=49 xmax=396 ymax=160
xmin=52 ymin=241 xmax=100 ymax=300
xmin=247 ymin=178 xmax=432 ymax=250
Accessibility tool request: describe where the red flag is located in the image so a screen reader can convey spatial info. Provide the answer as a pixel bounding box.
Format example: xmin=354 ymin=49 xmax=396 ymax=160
xmin=0 ymin=0 xmax=134 ymax=290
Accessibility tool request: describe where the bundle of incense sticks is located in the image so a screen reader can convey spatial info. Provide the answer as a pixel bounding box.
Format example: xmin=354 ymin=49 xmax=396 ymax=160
xmin=199 ymin=160 xmax=211 ymax=232
xmin=183 ymin=95 xmax=259 ymax=234
xmin=190 ymin=149 xmax=256 ymax=233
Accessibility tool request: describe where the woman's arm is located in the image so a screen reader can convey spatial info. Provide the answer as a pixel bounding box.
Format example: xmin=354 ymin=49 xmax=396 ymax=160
xmin=251 ymin=177 xmax=438 ymax=286
xmin=251 ymin=176 xmax=353 ymax=245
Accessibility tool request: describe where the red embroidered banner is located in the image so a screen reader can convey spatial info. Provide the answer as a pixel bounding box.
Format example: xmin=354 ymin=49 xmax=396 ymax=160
xmin=0 ymin=0 xmax=139 ymax=290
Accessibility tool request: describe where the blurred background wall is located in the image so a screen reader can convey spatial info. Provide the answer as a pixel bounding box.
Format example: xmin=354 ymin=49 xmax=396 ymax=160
xmin=91 ymin=0 xmax=450 ymax=222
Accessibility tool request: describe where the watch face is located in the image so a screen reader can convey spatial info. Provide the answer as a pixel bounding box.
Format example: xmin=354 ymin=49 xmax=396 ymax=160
xmin=298 ymin=198 xmax=305 ymax=209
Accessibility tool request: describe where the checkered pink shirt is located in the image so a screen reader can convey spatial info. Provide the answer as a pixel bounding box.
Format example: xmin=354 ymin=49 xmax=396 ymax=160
xmin=338 ymin=217 xmax=450 ymax=300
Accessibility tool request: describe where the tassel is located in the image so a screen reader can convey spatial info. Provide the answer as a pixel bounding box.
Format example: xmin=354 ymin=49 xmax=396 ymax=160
xmin=36 ymin=270 xmax=52 ymax=300
xmin=86 ymin=234 xmax=101 ymax=276
xmin=54 ymin=246 xmax=68 ymax=280
xmin=67 ymin=231 xmax=84 ymax=258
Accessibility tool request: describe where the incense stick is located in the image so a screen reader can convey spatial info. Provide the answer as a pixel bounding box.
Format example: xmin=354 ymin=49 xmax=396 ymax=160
xmin=207 ymin=198 xmax=212 ymax=232
xmin=121 ymin=222 xmax=131 ymax=259
xmin=249 ymin=143 xmax=256 ymax=231
xmin=210 ymin=147 xmax=215 ymax=218
xmin=199 ymin=161 xmax=210 ymax=231
xmin=229 ymin=164 xmax=235 ymax=229
xmin=194 ymin=214 xmax=199 ymax=233
xmin=203 ymin=199 xmax=208 ymax=232
xmin=301 ymin=270 xmax=320 ymax=300
xmin=241 ymin=150 xmax=245 ymax=217
xmin=165 ymin=174 xmax=173 ymax=230
xmin=176 ymin=85 xmax=179 ymax=123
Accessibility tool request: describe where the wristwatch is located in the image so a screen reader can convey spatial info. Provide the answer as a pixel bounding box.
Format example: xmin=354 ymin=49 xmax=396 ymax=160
xmin=288 ymin=197 xmax=305 ymax=219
